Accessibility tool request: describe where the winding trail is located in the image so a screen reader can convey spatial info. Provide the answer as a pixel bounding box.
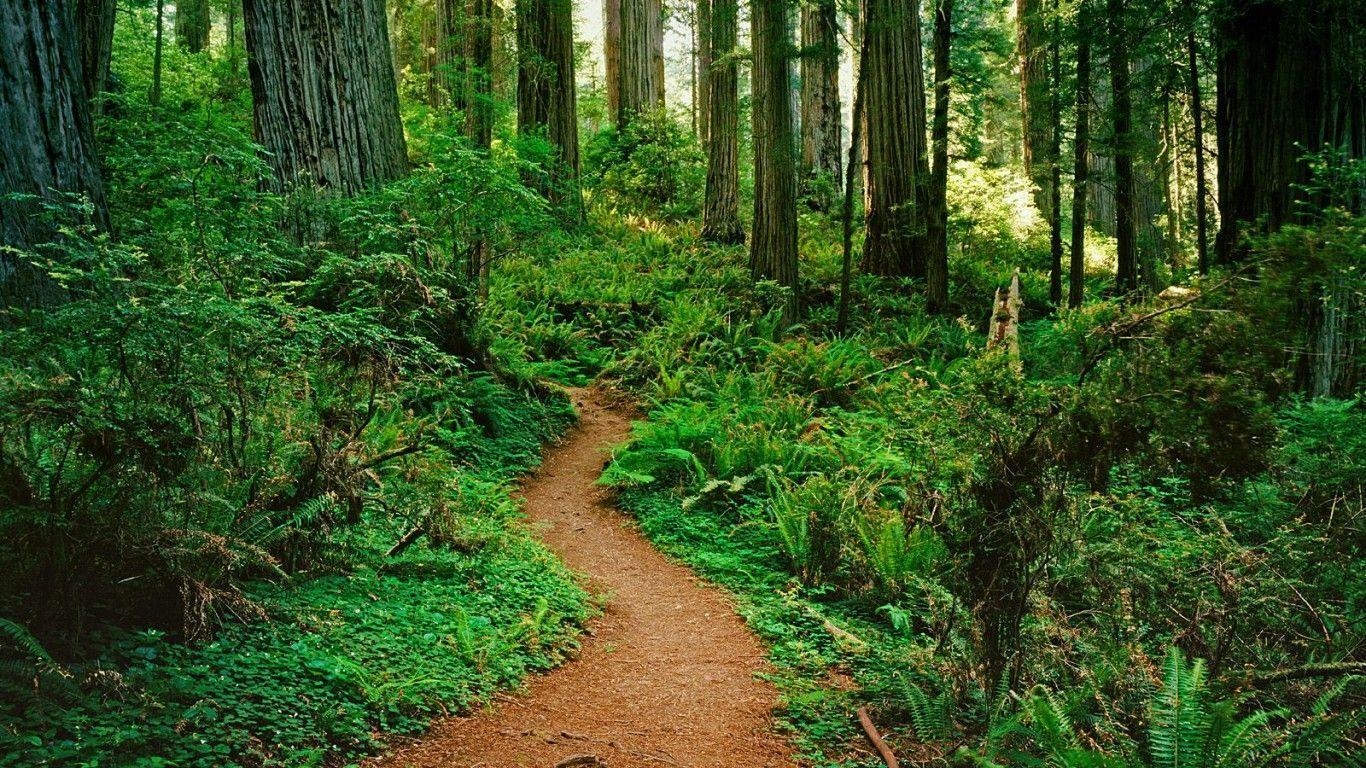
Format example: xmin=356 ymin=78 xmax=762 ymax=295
xmin=373 ymin=388 xmax=795 ymax=768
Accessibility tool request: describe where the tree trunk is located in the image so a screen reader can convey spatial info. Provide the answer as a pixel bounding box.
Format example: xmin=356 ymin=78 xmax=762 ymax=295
xmin=433 ymin=0 xmax=467 ymax=109
xmin=1187 ymin=25 xmax=1209 ymax=275
xmin=466 ymin=0 xmax=495 ymax=147
xmin=242 ymin=0 xmax=408 ymax=194
xmin=517 ymin=0 xmax=581 ymax=193
xmin=0 ymin=0 xmax=108 ymax=304
xmin=926 ymin=0 xmax=952 ymax=313
xmin=617 ymin=0 xmax=662 ymax=126
xmin=1017 ymin=0 xmax=1052 ymax=221
xmin=1068 ymin=0 xmax=1091 ymax=309
xmin=176 ymin=0 xmax=211 ymax=53
xmin=1047 ymin=0 xmax=1063 ymax=306
xmin=751 ymin=0 xmax=799 ymax=324
xmin=648 ymin=0 xmax=665 ymax=106
xmin=76 ymin=0 xmax=116 ymax=111
xmin=1107 ymin=0 xmax=1137 ymax=294
xmin=605 ymin=0 xmax=621 ymax=120
xmin=701 ymin=0 xmax=742 ymax=244
xmin=695 ymin=0 xmax=711 ymax=146
xmin=151 ymin=0 xmax=165 ymax=105
xmin=860 ymin=0 xmax=930 ymax=279
xmin=800 ymin=0 xmax=842 ymax=207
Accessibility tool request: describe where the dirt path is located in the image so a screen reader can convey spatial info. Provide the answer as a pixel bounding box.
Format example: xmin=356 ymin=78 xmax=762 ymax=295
xmin=373 ymin=388 xmax=795 ymax=768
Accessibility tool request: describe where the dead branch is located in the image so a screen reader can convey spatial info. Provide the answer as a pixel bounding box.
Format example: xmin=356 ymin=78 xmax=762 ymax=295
xmin=857 ymin=706 xmax=900 ymax=768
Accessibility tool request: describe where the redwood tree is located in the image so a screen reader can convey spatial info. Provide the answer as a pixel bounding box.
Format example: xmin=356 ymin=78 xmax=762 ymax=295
xmin=517 ymin=0 xmax=581 ymax=184
xmin=926 ymin=0 xmax=952 ymax=313
xmin=800 ymin=0 xmax=842 ymax=205
xmin=860 ymin=0 xmax=931 ymax=279
xmin=77 ymin=0 xmax=116 ymax=109
xmin=1107 ymin=0 xmax=1138 ymax=293
xmin=1017 ymin=0 xmax=1052 ymax=220
xmin=616 ymin=0 xmax=663 ymax=126
xmin=176 ymin=0 xmax=211 ymax=53
xmin=751 ymin=0 xmax=799 ymax=323
xmin=466 ymin=0 xmax=496 ymax=148
xmin=242 ymin=0 xmax=408 ymax=193
xmin=701 ymin=0 xmax=742 ymax=244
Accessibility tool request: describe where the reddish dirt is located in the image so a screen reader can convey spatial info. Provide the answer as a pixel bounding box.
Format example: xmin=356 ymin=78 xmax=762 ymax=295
xmin=372 ymin=388 xmax=796 ymax=768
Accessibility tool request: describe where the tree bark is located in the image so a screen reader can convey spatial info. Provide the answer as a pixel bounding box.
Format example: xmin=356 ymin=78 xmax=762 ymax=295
xmin=0 ymin=0 xmax=107 ymax=303
xmin=617 ymin=0 xmax=663 ymax=126
xmin=76 ymin=0 xmax=116 ymax=111
xmin=751 ymin=0 xmax=799 ymax=324
xmin=926 ymin=0 xmax=952 ymax=313
xmin=517 ymin=0 xmax=581 ymax=193
xmin=648 ymin=0 xmax=665 ymax=106
xmin=1187 ymin=24 xmax=1209 ymax=275
xmin=1107 ymin=0 xmax=1138 ymax=294
xmin=1017 ymin=0 xmax=1052 ymax=221
xmin=151 ymin=0 xmax=165 ymax=105
xmin=242 ymin=0 xmax=408 ymax=194
xmin=176 ymin=0 xmax=211 ymax=53
xmin=695 ymin=0 xmax=711 ymax=146
xmin=701 ymin=0 xmax=742 ymax=244
xmin=466 ymin=0 xmax=495 ymax=148
xmin=1047 ymin=0 xmax=1063 ymax=306
xmin=860 ymin=0 xmax=930 ymax=279
xmin=605 ymin=0 xmax=622 ymax=120
xmin=1068 ymin=0 xmax=1091 ymax=309
xmin=800 ymin=0 xmax=843 ymax=207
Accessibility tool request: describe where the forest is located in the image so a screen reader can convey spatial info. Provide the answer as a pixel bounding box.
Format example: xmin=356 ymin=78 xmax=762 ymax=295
xmin=0 ymin=0 xmax=1363 ymax=765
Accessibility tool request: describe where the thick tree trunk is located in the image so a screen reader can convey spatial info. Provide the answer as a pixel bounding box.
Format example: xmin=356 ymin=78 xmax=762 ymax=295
xmin=466 ymin=0 xmax=495 ymax=147
xmin=1068 ymin=0 xmax=1091 ymax=309
xmin=605 ymin=0 xmax=622 ymax=120
xmin=751 ymin=0 xmax=799 ymax=324
xmin=517 ymin=0 xmax=581 ymax=190
xmin=176 ymin=0 xmax=211 ymax=53
xmin=860 ymin=0 xmax=930 ymax=279
xmin=242 ymin=0 xmax=408 ymax=194
xmin=1107 ymin=0 xmax=1138 ymax=294
xmin=701 ymin=0 xmax=742 ymax=244
xmin=926 ymin=0 xmax=952 ymax=313
xmin=0 ymin=0 xmax=107 ymax=304
xmin=77 ymin=0 xmax=116 ymax=110
xmin=432 ymin=0 xmax=467 ymax=109
xmin=1017 ymin=0 xmax=1052 ymax=221
xmin=800 ymin=0 xmax=842 ymax=206
xmin=617 ymin=0 xmax=662 ymax=126
xmin=695 ymin=0 xmax=711 ymax=145
xmin=648 ymin=0 xmax=665 ymax=106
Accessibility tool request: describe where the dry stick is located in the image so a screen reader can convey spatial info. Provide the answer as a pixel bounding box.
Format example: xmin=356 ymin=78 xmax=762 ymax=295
xmin=836 ymin=24 xmax=871 ymax=334
xmin=856 ymin=707 xmax=900 ymax=768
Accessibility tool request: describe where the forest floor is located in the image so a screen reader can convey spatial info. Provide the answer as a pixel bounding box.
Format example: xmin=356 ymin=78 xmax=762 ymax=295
xmin=371 ymin=387 xmax=796 ymax=768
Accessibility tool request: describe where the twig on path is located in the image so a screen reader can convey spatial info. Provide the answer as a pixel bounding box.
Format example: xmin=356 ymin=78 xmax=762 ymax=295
xmin=857 ymin=707 xmax=900 ymax=768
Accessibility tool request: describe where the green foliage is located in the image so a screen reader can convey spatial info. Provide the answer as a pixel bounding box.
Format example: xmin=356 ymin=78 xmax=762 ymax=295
xmin=583 ymin=109 xmax=707 ymax=220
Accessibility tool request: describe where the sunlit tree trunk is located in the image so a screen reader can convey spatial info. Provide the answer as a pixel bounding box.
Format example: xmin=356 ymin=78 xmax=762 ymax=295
xmin=243 ymin=0 xmax=408 ymax=193
xmin=695 ymin=0 xmax=711 ymax=145
xmin=1017 ymin=0 xmax=1052 ymax=221
xmin=605 ymin=0 xmax=621 ymax=119
xmin=926 ymin=0 xmax=952 ymax=313
xmin=701 ymin=0 xmax=742 ymax=244
xmin=860 ymin=0 xmax=930 ymax=279
xmin=1187 ymin=24 xmax=1210 ymax=275
xmin=800 ymin=0 xmax=842 ymax=207
xmin=751 ymin=0 xmax=799 ymax=323
xmin=617 ymin=0 xmax=662 ymax=126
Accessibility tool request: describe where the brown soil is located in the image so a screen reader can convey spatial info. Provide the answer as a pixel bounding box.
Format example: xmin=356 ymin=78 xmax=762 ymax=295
xmin=371 ymin=388 xmax=796 ymax=768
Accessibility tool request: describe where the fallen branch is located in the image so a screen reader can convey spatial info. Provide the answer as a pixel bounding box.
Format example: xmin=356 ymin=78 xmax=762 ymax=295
xmin=857 ymin=706 xmax=900 ymax=768
xmin=1246 ymin=662 xmax=1366 ymax=687
xmin=385 ymin=519 xmax=428 ymax=557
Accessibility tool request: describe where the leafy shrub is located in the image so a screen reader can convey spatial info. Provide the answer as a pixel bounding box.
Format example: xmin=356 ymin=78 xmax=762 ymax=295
xmin=583 ymin=109 xmax=706 ymax=219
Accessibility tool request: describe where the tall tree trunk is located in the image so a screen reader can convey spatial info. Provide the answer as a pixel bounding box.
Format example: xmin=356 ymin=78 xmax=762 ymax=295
xmin=838 ymin=25 xmax=871 ymax=333
xmin=434 ymin=0 xmax=467 ymax=109
xmin=751 ymin=0 xmax=799 ymax=324
xmin=242 ymin=0 xmax=408 ymax=194
xmin=151 ymin=0 xmax=166 ymax=105
xmin=800 ymin=0 xmax=842 ymax=207
xmin=1107 ymin=0 xmax=1137 ymax=294
xmin=860 ymin=0 xmax=930 ymax=279
xmin=926 ymin=0 xmax=952 ymax=313
xmin=605 ymin=0 xmax=622 ymax=120
xmin=1017 ymin=0 xmax=1052 ymax=220
xmin=1068 ymin=0 xmax=1091 ymax=309
xmin=176 ymin=0 xmax=211 ymax=53
xmin=77 ymin=0 xmax=116 ymax=111
xmin=617 ymin=0 xmax=662 ymax=125
xmin=648 ymin=0 xmax=665 ymax=106
xmin=1187 ymin=25 xmax=1209 ymax=275
xmin=517 ymin=0 xmax=581 ymax=196
xmin=0 ymin=0 xmax=108 ymax=303
xmin=1047 ymin=0 xmax=1063 ymax=306
xmin=466 ymin=0 xmax=495 ymax=147
xmin=701 ymin=0 xmax=742 ymax=244
xmin=696 ymin=0 xmax=711 ymax=145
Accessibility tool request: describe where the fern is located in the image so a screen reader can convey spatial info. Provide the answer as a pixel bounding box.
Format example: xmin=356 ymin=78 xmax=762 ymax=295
xmin=906 ymin=682 xmax=954 ymax=742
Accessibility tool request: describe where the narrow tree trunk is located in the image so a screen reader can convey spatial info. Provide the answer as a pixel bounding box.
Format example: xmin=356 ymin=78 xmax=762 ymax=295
xmin=1187 ymin=26 xmax=1209 ymax=275
xmin=860 ymin=0 xmax=931 ymax=279
xmin=701 ymin=0 xmax=742 ymax=244
xmin=926 ymin=0 xmax=952 ymax=313
xmin=1107 ymin=0 xmax=1137 ymax=294
xmin=517 ymin=0 xmax=581 ymax=198
xmin=435 ymin=0 xmax=468 ymax=109
xmin=0 ymin=0 xmax=108 ymax=303
xmin=151 ymin=0 xmax=166 ymax=105
xmin=242 ymin=0 xmax=409 ymax=194
xmin=800 ymin=0 xmax=843 ymax=207
xmin=176 ymin=0 xmax=211 ymax=53
xmin=838 ymin=26 xmax=871 ymax=333
xmin=1068 ymin=0 xmax=1091 ymax=309
xmin=648 ymin=0 xmax=665 ymax=106
xmin=466 ymin=0 xmax=495 ymax=147
xmin=751 ymin=0 xmax=799 ymax=324
xmin=605 ymin=0 xmax=622 ymax=120
xmin=1047 ymin=0 xmax=1063 ymax=306
xmin=617 ymin=0 xmax=662 ymax=126
xmin=1017 ymin=0 xmax=1052 ymax=220
xmin=696 ymin=0 xmax=711 ymax=145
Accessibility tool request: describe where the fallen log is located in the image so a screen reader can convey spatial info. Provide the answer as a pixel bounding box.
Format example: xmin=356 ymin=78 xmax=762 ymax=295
xmin=385 ymin=521 xmax=428 ymax=557
xmin=856 ymin=706 xmax=900 ymax=768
